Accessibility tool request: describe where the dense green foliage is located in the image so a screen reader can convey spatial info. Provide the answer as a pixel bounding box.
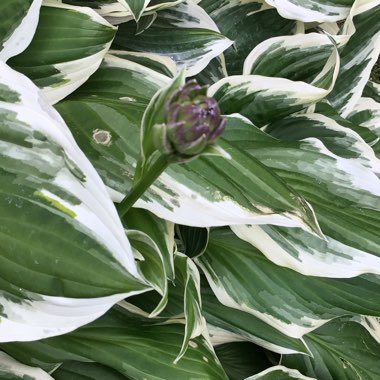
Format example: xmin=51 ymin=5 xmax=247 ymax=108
xmin=0 ymin=0 xmax=380 ymax=379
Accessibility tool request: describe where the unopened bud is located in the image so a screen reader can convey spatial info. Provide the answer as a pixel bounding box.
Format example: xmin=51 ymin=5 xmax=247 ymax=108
xmin=154 ymin=80 xmax=226 ymax=159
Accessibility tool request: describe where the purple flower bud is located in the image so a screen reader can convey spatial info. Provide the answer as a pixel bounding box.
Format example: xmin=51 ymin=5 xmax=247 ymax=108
xmin=158 ymin=80 xmax=226 ymax=158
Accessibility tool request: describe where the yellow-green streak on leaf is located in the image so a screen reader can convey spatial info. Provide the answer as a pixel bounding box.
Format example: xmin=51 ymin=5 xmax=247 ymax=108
xmin=34 ymin=191 xmax=77 ymax=218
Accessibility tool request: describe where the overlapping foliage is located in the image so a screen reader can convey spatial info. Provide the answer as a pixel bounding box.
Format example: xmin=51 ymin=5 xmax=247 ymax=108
xmin=0 ymin=0 xmax=380 ymax=379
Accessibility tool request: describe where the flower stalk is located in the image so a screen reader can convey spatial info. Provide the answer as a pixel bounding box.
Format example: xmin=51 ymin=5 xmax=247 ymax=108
xmin=117 ymin=79 xmax=227 ymax=217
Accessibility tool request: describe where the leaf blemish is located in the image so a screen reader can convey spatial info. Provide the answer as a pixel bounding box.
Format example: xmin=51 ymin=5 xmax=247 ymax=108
xmin=93 ymin=129 xmax=112 ymax=146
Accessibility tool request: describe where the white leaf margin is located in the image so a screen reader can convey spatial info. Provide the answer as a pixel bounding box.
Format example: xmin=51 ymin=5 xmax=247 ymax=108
xmin=158 ymin=1 xmax=233 ymax=77
xmin=0 ymin=62 xmax=149 ymax=342
xmin=245 ymin=365 xmax=316 ymax=380
xmin=264 ymin=0 xmax=352 ymax=23
xmin=0 ymin=0 xmax=42 ymax=62
xmin=40 ymin=1 xmax=117 ymax=104
xmin=0 ymin=61 xmax=139 ymax=277
xmin=336 ymin=0 xmax=380 ymax=116
xmin=209 ymin=42 xmax=340 ymax=121
xmin=355 ymin=316 xmax=380 ymax=344
xmin=207 ymin=324 xmax=310 ymax=356
xmin=231 ymin=224 xmax=380 ymax=278
xmin=347 ymin=97 xmax=380 ymax=135
xmin=116 ymin=0 xmax=150 ymax=21
xmin=243 ymin=32 xmax=348 ymax=77
xmin=0 ymin=351 xmax=53 ymax=379
xmin=196 ymin=257 xmax=332 ymax=338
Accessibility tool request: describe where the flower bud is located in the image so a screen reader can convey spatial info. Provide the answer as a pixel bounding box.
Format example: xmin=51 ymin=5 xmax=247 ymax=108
xmin=154 ymin=80 xmax=227 ymax=159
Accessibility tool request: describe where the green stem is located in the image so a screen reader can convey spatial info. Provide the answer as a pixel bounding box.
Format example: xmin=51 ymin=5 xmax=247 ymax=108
xmin=117 ymin=155 xmax=169 ymax=218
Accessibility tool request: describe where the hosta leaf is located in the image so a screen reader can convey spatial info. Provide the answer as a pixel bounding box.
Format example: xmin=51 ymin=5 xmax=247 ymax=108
xmin=327 ymin=0 xmax=380 ymax=116
xmin=265 ymin=112 xmax=380 ymax=176
xmin=347 ymin=97 xmax=380 ymax=137
xmin=226 ymin=115 xmax=380 ymax=278
xmin=197 ymin=228 xmax=380 ymax=338
xmin=199 ymin=0 xmax=301 ymax=75
xmin=112 ymin=1 xmax=233 ymax=76
xmin=264 ymin=0 xmax=354 ymax=22
xmin=209 ymin=41 xmax=339 ymax=126
xmin=201 ymin=284 xmax=310 ymax=355
xmin=194 ymin=55 xmax=228 ymax=86
xmin=363 ymin=80 xmax=380 ymax=102
xmin=119 ymin=0 xmax=150 ymax=21
xmin=233 ymin=223 xmax=380 ymax=279
xmin=0 ymin=306 xmax=228 ymax=380
xmin=52 ymin=361 xmax=127 ymax=380
xmin=0 ymin=351 xmax=53 ymax=380
xmin=0 ymin=62 xmax=147 ymax=342
xmin=126 ymin=275 xmax=310 ymax=356
xmin=124 ymin=208 xmax=175 ymax=280
xmin=172 ymin=253 xmax=207 ymax=363
xmin=282 ymin=318 xmax=380 ymax=380
xmin=355 ymin=316 xmax=380 ymax=344
xmin=314 ymin=101 xmax=379 ymax=146
xmin=215 ymin=342 xmax=273 ymax=380
xmin=246 ymin=365 xmax=316 ymax=380
xmin=123 ymin=252 xmax=206 ymax=361
xmin=8 ymin=2 xmax=116 ymax=104
xmin=55 ymin=57 xmax=321 ymax=232
xmin=176 ymin=225 xmax=209 ymax=258
xmin=127 ymin=230 xmax=168 ymax=317
xmin=243 ymin=33 xmax=336 ymax=84
xmin=0 ymin=0 xmax=42 ymax=62
xmin=71 ymin=0 xmax=185 ymax=23
xmin=110 ymin=49 xmax=177 ymax=77
xmin=135 ymin=12 xmax=157 ymax=34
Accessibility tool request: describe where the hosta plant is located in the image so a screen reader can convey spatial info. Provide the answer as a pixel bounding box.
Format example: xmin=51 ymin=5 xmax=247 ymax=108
xmin=0 ymin=0 xmax=380 ymax=379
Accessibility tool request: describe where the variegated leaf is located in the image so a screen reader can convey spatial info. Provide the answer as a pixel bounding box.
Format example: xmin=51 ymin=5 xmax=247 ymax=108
xmin=127 ymin=230 xmax=168 ymax=317
xmin=246 ymin=365 xmax=316 ymax=380
xmin=327 ymin=0 xmax=380 ymax=116
xmin=194 ymin=55 xmax=228 ymax=85
xmin=0 ymin=61 xmax=148 ymax=342
xmin=243 ymin=33 xmax=338 ymax=84
xmin=51 ymin=361 xmax=126 ymax=380
xmin=347 ymin=97 xmax=380 ymax=159
xmin=55 ymin=55 xmax=321 ymax=232
xmin=215 ymin=342 xmax=274 ymax=380
xmin=227 ymin=114 xmax=380 ymax=278
xmin=264 ymin=0 xmax=354 ymax=22
xmin=314 ymin=101 xmax=379 ymax=146
xmin=8 ymin=1 xmax=116 ymax=104
xmin=0 ymin=351 xmax=53 ymax=380
xmin=109 ymin=49 xmax=177 ymax=77
xmin=282 ymin=318 xmax=380 ymax=379
xmin=347 ymin=97 xmax=380 ymax=137
xmin=201 ymin=285 xmax=310 ymax=355
xmin=197 ymin=228 xmax=380 ymax=338
xmin=363 ymin=80 xmax=380 ymax=102
xmin=77 ymin=0 xmax=185 ymax=24
xmin=124 ymin=208 xmax=175 ymax=280
xmin=117 ymin=0 xmax=150 ymax=20
xmin=121 ymin=253 xmax=206 ymax=362
xmin=355 ymin=316 xmax=380 ymax=344
xmin=125 ymin=274 xmax=310 ymax=356
xmin=112 ymin=1 xmax=233 ymax=76
xmin=0 ymin=0 xmax=42 ymax=62
xmin=172 ymin=253 xmax=207 ymax=363
xmin=265 ymin=112 xmax=380 ymax=177
xmin=0 ymin=306 xmax=228 ymax=380
xmin=209 ymin=39 xmax=339 ymax=126
xmin=176 ymin=225 xmax=209 ymax=258
xmin=199 ymin=0 xmax=301 ymax=75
